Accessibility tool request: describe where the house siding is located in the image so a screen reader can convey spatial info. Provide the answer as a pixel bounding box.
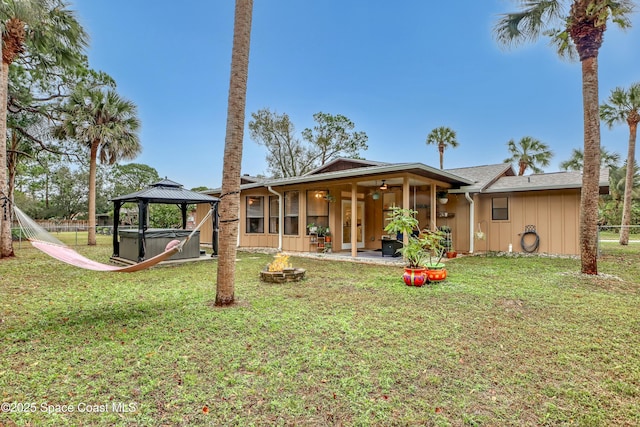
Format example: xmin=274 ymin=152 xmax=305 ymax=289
xmin=475 ymin=189 xmax=580 ymax=255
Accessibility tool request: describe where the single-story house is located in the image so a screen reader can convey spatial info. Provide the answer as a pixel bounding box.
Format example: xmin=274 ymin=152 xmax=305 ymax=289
xmin=195 ymin=158 xmax=609 ymax=257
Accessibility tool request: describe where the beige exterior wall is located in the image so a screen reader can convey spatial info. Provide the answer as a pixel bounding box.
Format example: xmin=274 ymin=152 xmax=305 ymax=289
xmin=474 ymin=189 xmax=580 ymax=255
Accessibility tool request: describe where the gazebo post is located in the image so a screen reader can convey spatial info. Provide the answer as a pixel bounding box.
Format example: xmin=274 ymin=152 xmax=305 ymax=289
xmin=138 ymin=200 xmax=148 ymax=262
xmin=113 ymin=201 xmax=121 ymax=257
xmin=181 ymin=202 xmax=188 ymax=229
xmin=212 ymin=201 xmax=219 ymax=256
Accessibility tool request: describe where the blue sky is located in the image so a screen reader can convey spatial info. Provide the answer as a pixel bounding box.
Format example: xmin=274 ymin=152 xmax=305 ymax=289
xmin=72 ymin=1 xmax=639 ymax=189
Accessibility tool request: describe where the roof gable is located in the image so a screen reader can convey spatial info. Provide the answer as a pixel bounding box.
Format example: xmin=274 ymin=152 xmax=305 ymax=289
xmin=306 ymin=157 xmax=390 ymax=175
xmin=446 ymin=164 xmax=515 ymax=193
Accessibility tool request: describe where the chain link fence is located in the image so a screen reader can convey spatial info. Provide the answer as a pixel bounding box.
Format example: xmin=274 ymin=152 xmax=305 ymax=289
xmin=10 ymin=225 xmax=134 ymax=249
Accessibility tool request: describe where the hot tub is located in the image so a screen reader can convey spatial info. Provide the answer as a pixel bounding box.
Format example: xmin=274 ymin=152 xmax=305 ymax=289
xmin=118 ymin=229 xmax=201 ymax=262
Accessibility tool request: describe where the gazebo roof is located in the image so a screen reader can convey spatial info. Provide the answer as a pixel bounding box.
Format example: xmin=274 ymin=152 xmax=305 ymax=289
xmin=111 ymin=178 xmax=219 ymax=204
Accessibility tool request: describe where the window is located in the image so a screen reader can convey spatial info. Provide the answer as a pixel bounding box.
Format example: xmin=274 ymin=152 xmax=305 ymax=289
xmin=284 ymin=191 xmax=299 ymax=235
xmin=269 ymin=195 xmax=279 ymax=234
xmin=246 ymin=196 xmax=264 ymax=233
xmin=492 ymin=197 xmax=509 ymax=221
xmin=306 ymin=190 xmax=329 ymax=234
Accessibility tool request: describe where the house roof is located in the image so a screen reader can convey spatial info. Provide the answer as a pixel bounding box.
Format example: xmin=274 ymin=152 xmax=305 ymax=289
xmin=305 ymin=157 xmax=391 ymax=175
xmin=446 ymin=164 xmax=515 ymax=193
xmin=111 ymin=179 xmax=219 ymax=204
xmin=204 ymin=158 xmax=610 ymax=195
xmin=241 ymin=174 xmax=265 ymax=185
xmin=206 ymin=161 xmax=475 ymax=194
xmin=482 ymin=169 xmax=610 ymax=193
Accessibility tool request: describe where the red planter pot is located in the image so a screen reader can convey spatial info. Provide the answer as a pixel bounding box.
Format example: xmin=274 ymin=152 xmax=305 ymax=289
xmin=426 ymin=268 xmax=447 ymax=282
xmin=403 ymin=267 xmax=427 ymax=287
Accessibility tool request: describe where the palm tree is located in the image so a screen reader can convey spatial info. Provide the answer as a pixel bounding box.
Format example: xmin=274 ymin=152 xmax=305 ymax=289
xmin=0 ymin=0 xmax=88 ymax=258
xmin=503 ymin=136 xmax=553 ymax=175
xmin=216 ymin=0 xmax=253 ymax=306
xmin=426 ymin=126 xmax=458 ymax=169
xmin=560 ymin=147 xmax=620 ymax=171
xmin=54 ymin=88 xmax=141 ymax=246
xmin=600 ymin=83 xmax=640 ymax=245
xmin=495 ymin=0 xmax=634 ymax=275
xmin=609 ymin=162 xmax=640 ymax=204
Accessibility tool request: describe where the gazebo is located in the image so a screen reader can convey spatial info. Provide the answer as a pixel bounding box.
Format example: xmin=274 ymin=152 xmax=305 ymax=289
xmin=110 ymin=178 xmax=219 ymax=262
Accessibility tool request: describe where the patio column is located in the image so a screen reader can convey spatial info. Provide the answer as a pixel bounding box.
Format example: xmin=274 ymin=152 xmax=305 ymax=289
xmin=430 ymin=183 xmax=437 ymax=230
xmin=351 ymin=182 xmax=357 ymax=258
xmin=403 ymin=177 xmax=410 ymax=247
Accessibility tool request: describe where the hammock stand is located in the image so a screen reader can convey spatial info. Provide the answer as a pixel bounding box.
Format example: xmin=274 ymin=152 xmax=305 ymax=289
xmin=12 ymin=205 xmax=215 ymax=273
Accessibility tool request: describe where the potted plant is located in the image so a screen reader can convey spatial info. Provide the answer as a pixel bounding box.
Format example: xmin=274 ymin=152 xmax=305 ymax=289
xmin=384 ymin=207 xmax=428 ymax=286
xmin=306 ymin=223 xmax=318 ymax=234
xmin=437 ymin=190 xmax=449 ymax=204
xmin=438 ymin=225 xmax=455 ymax=258
xmin=421 ymin=229 xmax=448 ymax=281
xmin=446 ymin=245 xmax=457 ymax=258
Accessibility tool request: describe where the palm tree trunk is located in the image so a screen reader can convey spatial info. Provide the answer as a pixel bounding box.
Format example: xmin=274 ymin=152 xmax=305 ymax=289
xmin=518 ymin=161 xmax=527 ymax=176
xmin=0 ymin=60 xmax=14 ymax=259
xmin=215 ymin=0 xmax=253 ymax=306
xmin=438 ymin=144 xmax=444 ymax=169
xmin=619 ymin=121 xmax=637 ymax=245
xmin=87 ymin=141 xmax=98 ymax=246
xmin=579 ymin=56 xmax=601 ymax=275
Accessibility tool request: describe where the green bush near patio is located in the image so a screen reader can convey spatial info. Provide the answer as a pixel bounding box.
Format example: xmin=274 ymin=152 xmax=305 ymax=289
xmin=0 ymin=237 xmax=638 ymax=426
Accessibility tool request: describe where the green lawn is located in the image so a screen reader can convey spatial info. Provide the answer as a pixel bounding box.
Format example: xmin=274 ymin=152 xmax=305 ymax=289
xmin=1 ymin=235 xmax=639 ymax=426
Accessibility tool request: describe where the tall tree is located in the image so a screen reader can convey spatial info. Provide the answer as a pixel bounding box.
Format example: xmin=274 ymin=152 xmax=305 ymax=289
xmin=425 ymin=126 xmax=458 ymax=169
xmin=600 ymin=83 xmax=640 ymax=245
xmin=560 ymin=146 xmax=620 ymax=171
xmin=216 ymin=0 xmax=253 ymax=306
xmin=495 ymin=0 xmax=634 ymax=275
xmin=109 ymin=163 xmax=160 ymax=197
xmin=249 ymin=108 xmax=315 ymax=178
xmin=54 ymin=87 xmax=141 ymax=245
xmin=0 ymin=0 xmax=88 ymax=258
xmin=250 ymin=109 xmax=368 ymax=178
xmin=503 ymin=136 xmax=553 ymax=175
xmin=301 ymin=112 xmax=368 ymax=165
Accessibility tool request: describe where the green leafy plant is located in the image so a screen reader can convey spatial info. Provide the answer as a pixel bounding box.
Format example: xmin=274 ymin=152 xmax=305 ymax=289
xmin=398 ymin=235 xmax=428 ymax=268
xmin=421 ymin=229 xmax=447 ymax=268
xmin=384 ymin=207 xmax=419 ymax=238
xmin=384 ymin=207 xmax=427 ymax=268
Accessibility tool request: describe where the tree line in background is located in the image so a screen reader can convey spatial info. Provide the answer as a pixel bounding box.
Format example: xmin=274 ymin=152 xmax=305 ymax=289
xmin=0 ymin=0 xmax=149 ymax=255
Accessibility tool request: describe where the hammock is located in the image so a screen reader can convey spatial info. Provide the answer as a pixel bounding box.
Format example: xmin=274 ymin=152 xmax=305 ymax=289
xmin=12 ymin=205 xmax=213 ymax=273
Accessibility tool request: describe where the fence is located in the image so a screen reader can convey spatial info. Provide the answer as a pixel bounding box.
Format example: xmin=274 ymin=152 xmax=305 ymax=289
xmin=10 ymin=224 xmax=134 ymax=249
